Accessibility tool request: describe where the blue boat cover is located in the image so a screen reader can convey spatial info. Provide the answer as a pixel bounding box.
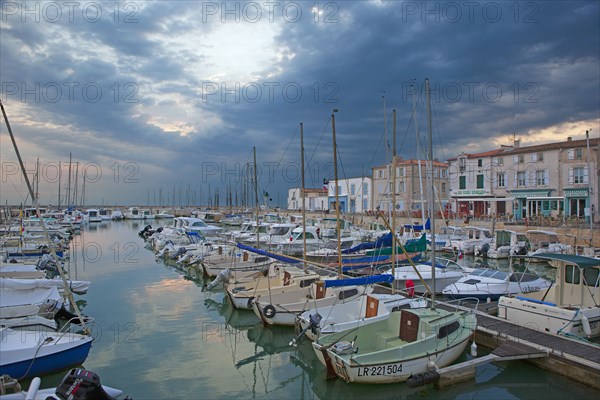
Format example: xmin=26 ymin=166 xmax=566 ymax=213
xmin=404 ymin=218 xmax=430 ymax=232
xmin=341 ymin=254 xmax=421 ymax=272
xmin=323 ymin=274 xmax=394 ymax=287
xmin=342 ymin=232 xmax=393 ymax=254
xmin=236 ymin=243 xmax=300 ymax=264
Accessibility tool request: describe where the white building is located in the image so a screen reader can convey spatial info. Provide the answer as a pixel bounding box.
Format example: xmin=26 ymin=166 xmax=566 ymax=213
xmin=287 ymin=188 xmax=328 ymax=211
xmin=447 ymin=136 xmax=599 ymax=222
xmin=325 ymin=176 xmax=372 ymax=213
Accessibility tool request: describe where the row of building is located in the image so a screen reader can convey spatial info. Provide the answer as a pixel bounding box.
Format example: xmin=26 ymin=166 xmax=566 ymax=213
xmin=286 ymin=136 xmax=600 ymax=222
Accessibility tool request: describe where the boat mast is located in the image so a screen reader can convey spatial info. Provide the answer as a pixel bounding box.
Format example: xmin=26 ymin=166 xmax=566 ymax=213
xmin=331 ymin=109 xmax=342 ymax=275
xmin=413 ymin=86 xmax=426 ymax=228
xmin=300 ymin=122 xmax=307 ymax=270
xmin=586 ymin=130 xmax=593 ymax=242
xmin=67 ymin=153 xmax=72 ymax=208
xmin=425 ymin=78 xmax=436 ymax=308
xmin=253 ymin=146 xmax=260 ymax=249
xmin=58 ymin=161 xmax=61 ymax=209
xmin=391 ymin=109 xmax=397 ymax=294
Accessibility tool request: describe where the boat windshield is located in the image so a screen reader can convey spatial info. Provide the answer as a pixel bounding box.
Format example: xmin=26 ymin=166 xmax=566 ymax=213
xmin=269 ymin=226 xmax=291 ymax=235
xmin=471 ymin=269 xmax=509 ymax=280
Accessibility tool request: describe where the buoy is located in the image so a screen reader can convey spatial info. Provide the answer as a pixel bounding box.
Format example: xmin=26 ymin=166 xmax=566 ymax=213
xmin=470 ymin=341 xmax=478 ymax=357
xmin=581 ymin=313 xmax=592 ymax=337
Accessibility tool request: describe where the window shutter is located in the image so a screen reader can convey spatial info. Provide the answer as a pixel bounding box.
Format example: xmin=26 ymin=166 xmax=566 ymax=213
xmin=492 ymin=157 xmax=497 ymax=166
xmin=544 ymin=170 xmax=549 ymax=186
xmin=513 ymin=155 xmax=518 ymax=164
xmin=531 ymin=153 xmax=537 ymax=162
xmin=568 ymin=149 xmax=574 ymax=160
xmin=531 ymin=171 xmax=537 ymax=187
xmin=568 ymin=168 xmax=574 ymax=184
xmin=493 ymin=173 xmax=498 ymax=188
xmin=583 ymin=167 xmax=589 ymax=184
xmin=514 ymin=171 xmax=517 ymax=188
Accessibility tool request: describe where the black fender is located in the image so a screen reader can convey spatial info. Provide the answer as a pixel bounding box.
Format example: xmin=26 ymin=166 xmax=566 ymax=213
xmin=263 ymin=304 xmax=276 ymax=319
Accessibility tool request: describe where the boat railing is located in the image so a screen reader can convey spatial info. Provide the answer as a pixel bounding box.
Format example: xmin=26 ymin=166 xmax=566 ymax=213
xmin=439 ymin=297 xmax=480 ymax=313
xmin=54 ymin=316 xmax=95 ymax=340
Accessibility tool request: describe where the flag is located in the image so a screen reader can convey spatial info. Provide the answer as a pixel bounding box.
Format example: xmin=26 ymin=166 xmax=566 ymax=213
xmin=323 ymin=178 xmax=329 ymax=192
xmin=457 ymin=249 xmax=463 ymax=260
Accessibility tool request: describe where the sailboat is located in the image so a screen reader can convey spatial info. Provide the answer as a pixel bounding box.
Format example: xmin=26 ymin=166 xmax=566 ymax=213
xmin=311 ymin=80 xmax=477 ymax=384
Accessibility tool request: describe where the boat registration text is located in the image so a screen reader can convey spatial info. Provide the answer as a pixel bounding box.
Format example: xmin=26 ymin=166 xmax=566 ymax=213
xmin=357 ymin=363 xmax=403 ymax=376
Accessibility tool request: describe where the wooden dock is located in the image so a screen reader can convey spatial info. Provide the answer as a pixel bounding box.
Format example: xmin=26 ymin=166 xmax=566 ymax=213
xmin=433 ymin=301 xmax=600 ymax=389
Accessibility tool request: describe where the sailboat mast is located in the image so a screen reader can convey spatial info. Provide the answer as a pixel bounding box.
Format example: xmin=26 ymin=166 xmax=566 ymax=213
xmin=425 ymin=78 xmax=436 ymax=308
xmin=391 ymin=109 xmax=397 ymax=294
xmin=58 ymin=161 xmax=61 ymax=209
xmin=331 ymin=110 xmax=342 ymax=274
xmin=253 ymin=146 xmax=260 ymax=249
xmin=67 ymin=153 xmax=72 ymax=208
xmin=413 ymin=87 xmax=426 ymax=228
xmin=300 ymin=123 xmax=307 ymax=269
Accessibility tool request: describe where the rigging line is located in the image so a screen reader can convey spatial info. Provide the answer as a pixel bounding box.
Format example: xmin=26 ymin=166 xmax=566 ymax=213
xmin=261 ymin=124 xmax=300 ymax=195
xmin=306 ymin=114 xmax=332 ymax=186
xmin=398 ymin=82 xmax=424 ymax=154
xmin=431 ymin=101 xmax=448 ymax=163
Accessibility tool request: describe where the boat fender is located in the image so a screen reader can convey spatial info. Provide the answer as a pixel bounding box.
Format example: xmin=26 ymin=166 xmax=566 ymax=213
xmin=406 ymin=370 xmax=440 ymax=388
xmin=581 ymin=313 xmax=592 ymax=337
xmin=263 ymin=305 xmax=277 ymax=319
xmin=470 ymin=341 xmax=478 ymax=357
xmin=247 ymin=296 xmax=255 ymax=308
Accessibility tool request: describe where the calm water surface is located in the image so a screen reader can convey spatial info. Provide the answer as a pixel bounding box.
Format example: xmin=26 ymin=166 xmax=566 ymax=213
xmin=39 ymin=221 xmax=598 ymax=399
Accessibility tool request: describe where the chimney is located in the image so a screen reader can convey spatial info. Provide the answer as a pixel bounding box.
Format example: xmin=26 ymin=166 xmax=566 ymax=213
xmin=514 ymin=139 xmax=520 ymax=148
xmin=567 ymin=136 xmax=572 ymax=141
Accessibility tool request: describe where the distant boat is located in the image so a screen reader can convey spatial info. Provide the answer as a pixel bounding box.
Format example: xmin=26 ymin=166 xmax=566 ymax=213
xmin=155 ymin=210 xmax=175 ymax=219
xmin=85 ymin=209 xmax=102 ymax=223
xmin=442 ymin=267 xmax=552 ymax=301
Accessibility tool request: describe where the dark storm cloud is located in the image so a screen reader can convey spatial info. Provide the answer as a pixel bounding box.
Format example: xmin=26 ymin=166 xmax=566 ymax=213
xmin=1 ymin=0 xmax=598 ymax=205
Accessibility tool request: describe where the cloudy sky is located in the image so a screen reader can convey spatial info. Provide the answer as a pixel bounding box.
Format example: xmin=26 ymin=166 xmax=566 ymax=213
xmin=1 ymin=0 xmax=599 ymax=207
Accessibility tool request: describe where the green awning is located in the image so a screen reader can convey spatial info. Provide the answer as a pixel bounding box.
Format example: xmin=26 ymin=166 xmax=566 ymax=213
xmin=514 ymin=253 xmax=600 ymax=269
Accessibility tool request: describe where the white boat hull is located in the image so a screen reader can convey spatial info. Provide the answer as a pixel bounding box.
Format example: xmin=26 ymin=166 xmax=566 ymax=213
xmin=498 ymin=296 xmax=600 ymax=339
xmin=325 ymin=337 xmax=470 ymax=383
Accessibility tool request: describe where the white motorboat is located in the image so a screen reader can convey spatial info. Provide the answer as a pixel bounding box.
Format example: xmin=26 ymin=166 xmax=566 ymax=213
xmin=381 ymin=258 xmax=472 ymax=294
xmin=442 ymin=267 xmax=552 ymax=301
xmin=498 ymin=254 xmax=600 ymax=339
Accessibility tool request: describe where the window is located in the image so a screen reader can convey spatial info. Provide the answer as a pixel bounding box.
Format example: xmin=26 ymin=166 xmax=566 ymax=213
xmin=536 ymin=170 xmax=547 ymax=186
xmin=497 ymin=172 xmax=506 ymax=187
xmin=538 ymin=152 xmax=544 ymax=161
xmin=441 ymin=182 xmax=446 ymax=193
xmin=363 ymin=184 xmax=369 ymax=195
xmin=438 ymin=321 xmax=460 ymax=339
xmin=476 ymin=174 xmax=484 ymax=189
xmin=398 ymin=181 xmax=405 ymax=193
xmin=498 ymin=157 xmax=504 ymax=165
xmin=478 ymin=159 xmax=483 ymax=167
xmin=517 ymin=171 xmax=526 ymax=187
xmin=350 ymin=184 xmax=356 ymax=195
xmin=565 ymin=265 xmax=580 ymax=285
xmin=459 ymin=176 xmax=466 ymax=190
xmin=573 ymin=167 xmax=585 ymax=184
xmin=378 ymin=169 xmax=384 ymax=179
xmin=337 ymin=185 xmax=342 ymax=195
xmin=568 ymin=148 xmax=583 ymax=160
xmin=518 ymin=154 xmax=524 ymax=164
xmin=583 ymin=268 xmax=600 ymax=288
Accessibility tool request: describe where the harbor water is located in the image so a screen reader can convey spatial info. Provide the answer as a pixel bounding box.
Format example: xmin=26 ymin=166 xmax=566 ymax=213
xmin=34 ymin=220 xmax=599 ymax=399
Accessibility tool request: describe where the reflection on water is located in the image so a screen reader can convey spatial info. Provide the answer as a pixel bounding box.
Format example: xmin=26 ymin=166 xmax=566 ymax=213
xmin=55 ymin=221 xmax=598 ymax=399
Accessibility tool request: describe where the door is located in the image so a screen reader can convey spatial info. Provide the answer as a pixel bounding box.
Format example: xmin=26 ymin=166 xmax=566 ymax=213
xmin=399 ymin=310 xmax=420 ymax=342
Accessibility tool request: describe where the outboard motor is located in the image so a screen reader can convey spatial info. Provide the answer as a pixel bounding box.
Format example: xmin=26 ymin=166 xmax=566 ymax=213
xmin=52 ymin=368 xmax=122 ymax=400
xmin=515 ymin=245 xmax=528 ymax=256
xmin=170 ymin=246 xmax=187 ymax=259
xmin=290 ymin=313 xmax=322 ymax=346
xmin=54 ymin=305 xmax=91 ymax=325
xmin=204 ymin=269 xmax=234 ymax=291
xmin=477 ymin=243 xmax=490 ymax=257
